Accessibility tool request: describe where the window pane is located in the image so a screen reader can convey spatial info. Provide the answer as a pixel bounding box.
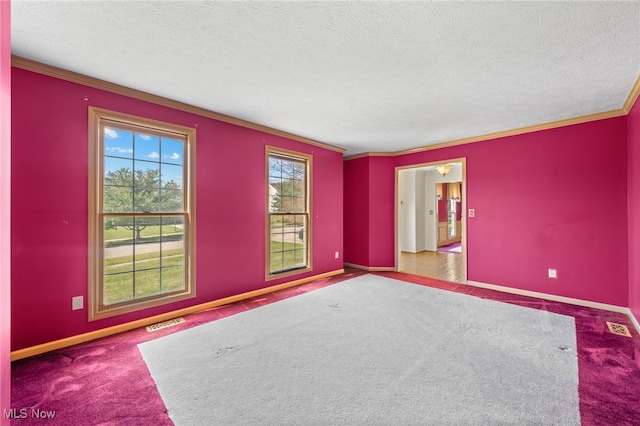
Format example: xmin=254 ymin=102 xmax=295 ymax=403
xmin=292 ymin=180 xmax=305 ymax=198
xmin=161 ymin=250 xmax=183 ymax=268
xmin=161 ymin=164 xmax=183 ymax=189
xmin=161 ymin=139 xmax=184 ymax=165
xmin=270 ymin=216 xmax=285 ymax=238
xmin=269 ymin=180 xmax=283 ymax=213
xmin=104 ymin=158 xmax=134 ymax=211
xmin=268 ymin=156 xmax=306 ymax=216
xmin=134 ymin=161 xmax=160 ymax=187
xmin=160 ymin=217 xmax=184 ymax=291
xmin=134 ymin=238 xmax=160 ymax=269
xmin=161 ymin=216 xmax=184 ymax=249
xmin=448 ymin=199 xmax=456 ymax=237
xmin=291 ymin=196 xmax=304 ymax=212
xmin=131 ymin=216 xmax=162 ymax=241
xmin=104 ymin=157 xmax=133 ymax=184
xmin=134 ymin=187 xmax=160 ymax=212
xmin=104 ymin=218 xmax=134 ymax=276
xmin=162 ymin=266 xmax=184 ymax=292
xmin=160 ymin=189 xmax=182 ymax=212
xmin=269 ymin=157 xmax=283 ymax=178
xmin=269 ymin=214 xmax=306 ymax=274
xmin=161 ymin=217 xmax=184 ymax=292
xmin=104 ymin=272 xmax=133 ymax=305
xmin=102 ymin=215 xmax=186 ymax=303
xmin=104 ymin=129 xmax=133 ymax=159
xmin=133 ymin=159 xmax=160 ymax=213
xmin=104 ymin=185 xmax=133 ymax=213
xmin=103 ymin=215 xmax=136 ymax=306
xmin=292 ymin=162 xmax=305 ymax=181
xmin=134 ymin=134 xmax=160 ymax=162
xmin=105 ymin=215 xmax=134 ymax=240
xmin=135 ymin=268 xmax=161 ymax=298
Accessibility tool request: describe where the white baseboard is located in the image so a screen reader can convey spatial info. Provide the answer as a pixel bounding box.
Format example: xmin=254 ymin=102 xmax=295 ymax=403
xmin=628 ymin=309 xmax=640 ymax=335
xmin=466 ymin=280 xmax=640 ymax=336
xmin=466 ymin=280 xmax=629 ymax=314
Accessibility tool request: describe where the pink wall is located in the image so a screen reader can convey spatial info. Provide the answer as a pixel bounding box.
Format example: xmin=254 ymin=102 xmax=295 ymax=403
xmin=1 ymin=1 xmax=11 ymax=422
xmin=343 ymin=157 xmax=369 ymax=266
xmin=438 ymin=184 xmax=448 ymax=222
xmin=343 ymin=156 xmax=395 ymax=268
xmin=628 ymin=95 xmax=640 ymax=321
xmin=11 ymin=68 xmax=344 ymax=351
xmin=437 ymin=184 xmax=462 ymax=223
xmin=367 ymin=156 xmax=396 ymax=267
xmin=345 ymin=116 xmax=629 ymax=306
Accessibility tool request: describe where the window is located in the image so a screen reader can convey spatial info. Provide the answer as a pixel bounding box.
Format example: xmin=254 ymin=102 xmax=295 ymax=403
xmin=446 ymin=182 xmax=461 ymax=237
xmin=89 ymin=108 xmax=195 ymax=320
xmin=448 ymin=198 xmax=456 ymax=237
xmin=267 ymin=147 xmax=311 ymax=278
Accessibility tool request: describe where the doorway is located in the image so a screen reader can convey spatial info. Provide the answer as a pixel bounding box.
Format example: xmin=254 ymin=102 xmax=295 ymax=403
xmin=396 ymin=159 xmax=467 ymax=283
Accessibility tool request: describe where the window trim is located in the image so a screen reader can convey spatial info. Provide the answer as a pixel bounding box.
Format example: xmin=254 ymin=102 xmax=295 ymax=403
xmin=265 ymin=146 xmax=312 ymax=280
xmin=88 ymin=107 xmax=196 ymax=321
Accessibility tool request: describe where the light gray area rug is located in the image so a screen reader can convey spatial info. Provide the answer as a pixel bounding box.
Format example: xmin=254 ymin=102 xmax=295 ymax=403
xmin=138 ymin=274 xmax=580 ymax=425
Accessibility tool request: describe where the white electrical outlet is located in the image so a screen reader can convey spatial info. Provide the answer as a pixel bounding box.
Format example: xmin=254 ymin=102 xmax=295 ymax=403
xmin=72 ymin=296 xmax=83 ymax=310
xmin=548 ymin=269 xmax=557 ymax=279
xmin=335 ymin=251 xmax=340 ymax=259
xmin=468 ymin=209 xmax=475 ymax=217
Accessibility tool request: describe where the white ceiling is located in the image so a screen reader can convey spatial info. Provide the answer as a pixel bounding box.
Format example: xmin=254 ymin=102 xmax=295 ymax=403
xmin=10 ymin=1 xmax=640 ymax=156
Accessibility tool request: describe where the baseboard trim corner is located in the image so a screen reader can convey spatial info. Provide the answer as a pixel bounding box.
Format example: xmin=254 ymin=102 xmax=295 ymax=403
xmin=465 ymin=280 xmax=629 ymax=314
xmin=343 ymin=262 xmax=396 ymax=272
xmin=11 ymin=268 xmax=345 ymax=361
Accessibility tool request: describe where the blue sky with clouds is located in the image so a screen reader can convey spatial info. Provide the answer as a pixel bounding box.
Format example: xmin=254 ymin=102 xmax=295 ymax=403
xmin=104 ymin=127 xmax=184 ymax=187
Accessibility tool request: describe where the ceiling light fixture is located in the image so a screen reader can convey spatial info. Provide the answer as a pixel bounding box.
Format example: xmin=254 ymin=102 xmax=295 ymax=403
xmin=435 ymin=164 xmax=453 ymax=176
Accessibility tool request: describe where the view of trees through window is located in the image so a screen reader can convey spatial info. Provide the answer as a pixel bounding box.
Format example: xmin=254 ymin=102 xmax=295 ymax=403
xmin=268 ymin=152 xmax=309 ymax=274
xmin=101 ymin=125 xmax=186 ymax=305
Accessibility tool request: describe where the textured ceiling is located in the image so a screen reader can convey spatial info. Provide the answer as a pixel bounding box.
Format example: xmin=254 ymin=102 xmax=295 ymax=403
xmin=11 ymin=1 xmax=640 ymax=156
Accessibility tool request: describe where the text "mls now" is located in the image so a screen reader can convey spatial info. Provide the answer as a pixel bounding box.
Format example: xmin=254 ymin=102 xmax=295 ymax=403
xmin=4 ymin=408 xmax=57 ymax=419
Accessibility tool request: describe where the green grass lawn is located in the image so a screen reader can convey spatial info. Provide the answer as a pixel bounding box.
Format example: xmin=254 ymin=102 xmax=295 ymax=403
xmin=104 ymin=241 xmax=306 ymax=304
xmin=105 ymin=225 xmax=183 ymax=241
xmin=104 ymin=248 xmax=184 ymax=271
xmin=103 ymin=248 xmax=184 ymax=305
xmin=270 ymin=241 xmax=305 ymax=273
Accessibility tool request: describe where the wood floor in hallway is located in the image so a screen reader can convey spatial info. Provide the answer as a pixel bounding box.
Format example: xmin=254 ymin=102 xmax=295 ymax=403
xmin=399 ymin=250 xmax=464 ymax=283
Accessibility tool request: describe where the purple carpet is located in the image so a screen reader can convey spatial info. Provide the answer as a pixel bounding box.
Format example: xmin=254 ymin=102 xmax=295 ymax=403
xmin=10 ymin=269 xmax=640 ymax=425
xmin=438 ymin=242 xmax=461 ymax=253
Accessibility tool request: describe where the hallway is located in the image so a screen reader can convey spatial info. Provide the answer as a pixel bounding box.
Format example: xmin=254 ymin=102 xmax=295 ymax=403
xmin=399 ymin=250 xmax=464 ymax=283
